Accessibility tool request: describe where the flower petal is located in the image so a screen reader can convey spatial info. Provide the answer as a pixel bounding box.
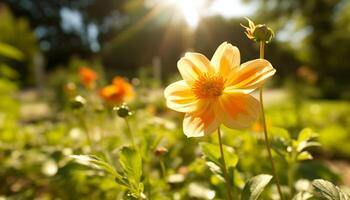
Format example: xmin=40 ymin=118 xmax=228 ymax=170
xmin=183 ymin=102 xmax=220 ymax=137
xmin=225 ymin=59 xmax=276 ymax=89
xmin=216 ymin=93 xmax=260 ymax=129
xmin=178 ymin=53 xmax=214 ymax=85
xmin=211 ymin=42 xmax=240 ymax=76
xmin=164 ymin=80 xmax=199 ymax=113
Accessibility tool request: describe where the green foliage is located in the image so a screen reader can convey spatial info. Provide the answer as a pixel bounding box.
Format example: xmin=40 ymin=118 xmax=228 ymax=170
xmin=241 ymin=174 xmax=273 ymax=200
xmin=70 ymin=147 xmax=144 ymax=199
xmin=200 ymin=142 xmax=238 ymax=181
xmin=118 ymin=147 xmax=144 ymax=199
xmin=0 ymin=42 xmax=24 ymax=60
xmin=70 ymin=155 xmax=118 ymax=177
xmin=271 ymin=127 xmax=319 ymax=163
xmin=0 ymin=6 xmax=38 ymax=84
xmin=312 ymin=179 xmax=349 ymax=200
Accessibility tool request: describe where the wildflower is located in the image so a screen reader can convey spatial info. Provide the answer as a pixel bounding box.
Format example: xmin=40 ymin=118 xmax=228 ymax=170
xmin=241 ymin=18 xmax=274 ymax=43
xmin=164 ymin=42 xmax=276 ymax=137
xmin=100 ymin=77 xmax=135 ymax=104
xmin=79 ymin=67 xmax=97 ymax=89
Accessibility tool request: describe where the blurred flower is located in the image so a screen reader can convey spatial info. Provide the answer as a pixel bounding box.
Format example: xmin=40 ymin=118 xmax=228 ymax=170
xmin=100 ymin=77 xmax=135 ymax=104
xmin=251 ymin=119 xmax=272 ymax=133
xmin=79 ymin=67 xmax=97 ymax=89
xmin=297 ymin=66 xmax=318 ymax=85
xmin=241 ymin=18 xmax=274 ymax=43
xmin=164 ymin=42 xmax=276 ymax=137
xmin=63 ymin=82 xmax=77 ymax=96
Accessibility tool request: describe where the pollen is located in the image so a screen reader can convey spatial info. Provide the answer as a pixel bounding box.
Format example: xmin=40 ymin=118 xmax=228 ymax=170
xmin=192 ymin=73 xmax=225 ymax=99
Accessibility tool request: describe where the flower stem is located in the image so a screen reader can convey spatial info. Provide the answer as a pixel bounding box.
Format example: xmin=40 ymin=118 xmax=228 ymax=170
xmin=260 ymin=42 xmax=265 ymax=58
xmin=259 ymin=41 xmax=284 ymax=200
xmin=160 ymin=158 xmax=167 ymax=178
xmin=77 ymin=112 xmax=93 ymax=150
xmin=124 ymin=118 xmax=136 ymax=148
xmin=217 ymin=127 xmax=233 ymax=200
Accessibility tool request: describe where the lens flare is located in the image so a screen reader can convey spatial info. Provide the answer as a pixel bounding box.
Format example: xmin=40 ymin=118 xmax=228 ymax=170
xmin=167 ymin=0 xmax=205 ymax=28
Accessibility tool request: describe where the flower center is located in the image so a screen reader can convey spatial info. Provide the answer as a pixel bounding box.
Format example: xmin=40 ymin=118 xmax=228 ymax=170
xmin=192 ymin=73 xmax=225 ymax=99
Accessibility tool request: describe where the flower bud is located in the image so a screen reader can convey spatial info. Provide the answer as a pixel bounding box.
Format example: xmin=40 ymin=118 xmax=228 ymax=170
xmin=113 ymin=103 xmax=132 ymax=118
xmin=241 ymin=18 xmax=274 ymax=43
xmin=253 ymin=24 xmax=274 ymax=43
xmin=154 ymin=147 xmax=168 ymax=157
xmin=70 ymin=95 xmax=86 ymax=110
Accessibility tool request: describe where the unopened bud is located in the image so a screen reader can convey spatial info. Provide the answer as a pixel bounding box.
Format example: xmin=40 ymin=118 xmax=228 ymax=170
xmin=154 ymin=147 xmax=168 ymax=157
xmin=241 ymin=18 xmax=274 ymax=43
xmin=70 ymin=95 xmax=86 ymax=110
xmin=113 ymin=103 xmax=132 ymax=118
xmin=253 ymin=24 xmax=274 ymax=43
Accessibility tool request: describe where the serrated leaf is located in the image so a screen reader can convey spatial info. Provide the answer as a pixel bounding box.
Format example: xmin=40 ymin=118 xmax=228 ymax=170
xmin=312 ymin=179 xmax=349 ymax=200
xmin=241 ymin=174 xmax=273 ymax=200
xmin=70 ymin=155 xmax=118 ymax=176
xmin=297 ymin=151 xmax=313 ymax=161
xmin=119 ymin=146 xmax=142 ymax=185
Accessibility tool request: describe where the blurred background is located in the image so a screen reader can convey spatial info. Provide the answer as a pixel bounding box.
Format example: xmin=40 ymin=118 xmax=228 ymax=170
xmin=2 ymin=0 xmax=350 ymax=97
xmin=1 ymin=0 xmax=350 ymax=199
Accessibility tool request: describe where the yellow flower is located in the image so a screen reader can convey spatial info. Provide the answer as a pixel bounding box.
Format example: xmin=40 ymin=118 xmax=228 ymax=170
xmin=164 ymin=42 xmax=276 ymax=137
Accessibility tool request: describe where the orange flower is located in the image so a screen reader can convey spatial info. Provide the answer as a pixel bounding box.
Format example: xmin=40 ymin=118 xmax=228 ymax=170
xmin=79 ymin=67 xmax=97 ymax=88
xmin=100 ymin=77 xmax=135 ymax=104
xmin=164 ymin=42 xmax=276 ymax=137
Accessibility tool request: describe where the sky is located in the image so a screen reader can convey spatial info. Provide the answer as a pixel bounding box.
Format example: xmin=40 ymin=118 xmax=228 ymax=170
xmin=207 ymin=0 xmax=256 ymax=18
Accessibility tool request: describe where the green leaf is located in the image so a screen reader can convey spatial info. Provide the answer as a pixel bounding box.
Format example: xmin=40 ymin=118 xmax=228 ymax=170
xmin=298 ymin=128 xmax=317 ymax=143
xmin=0 ymin=42 xmax=24 ymax=60
xmin=70 ymin=155 xmax=117 ymax=176
xmin=297 ymin=151 xmax=313 ymax=161
xmin=297 ymin=141 xmax=320 ymax=152
xmin=270 ymin=127 xmax=290 ymax=140
xmin=0 ymin=64 xmax=18 ymax=79
xmin=119 ymin=146 xmax=142 ymax=184
xmin=199 ymin=142 xmax=238 ymax=170
xmin=312 ymin=179 xmax=349 ymax=200
xmin=241 ymin=174 xmax=273 ymax=200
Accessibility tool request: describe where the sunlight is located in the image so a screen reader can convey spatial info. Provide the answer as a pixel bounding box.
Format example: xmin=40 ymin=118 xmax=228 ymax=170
xmin=167 ymin=0 xmax=205 ymax=28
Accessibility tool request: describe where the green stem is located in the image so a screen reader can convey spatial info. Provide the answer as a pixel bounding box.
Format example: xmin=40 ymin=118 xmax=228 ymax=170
xmin=260 ymin=42 xmax=265 ymax=59
xmin=160 ymin=158 xmax=167 ymax=178
xmin=259 ymin=41 xmax=284 ymax=200
xmin=288 ymin=162 xmax=295 ymax=197
xmin=77 ymin=112 xmax=93 ymax=150
xmin=124 ymin=118 xmax=136 ymax=148
xmin=217 ymin=127 xmax=233 ymax=200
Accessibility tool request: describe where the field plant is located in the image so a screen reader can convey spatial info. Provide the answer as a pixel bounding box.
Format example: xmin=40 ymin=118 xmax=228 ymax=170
xmin=65 ymin=19 xmax=349 ymax=199
xmin=1 ymin=19 xmax=349 ymax=200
